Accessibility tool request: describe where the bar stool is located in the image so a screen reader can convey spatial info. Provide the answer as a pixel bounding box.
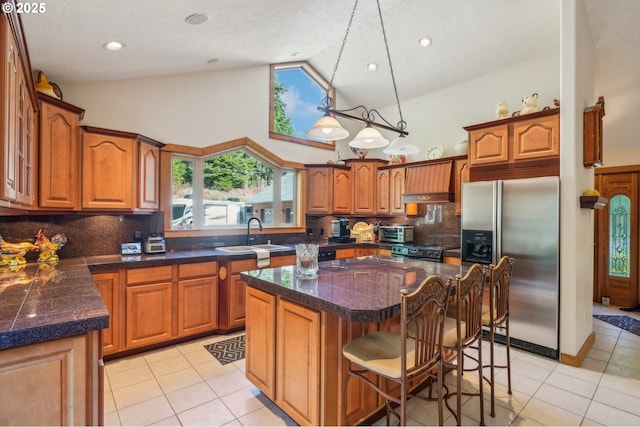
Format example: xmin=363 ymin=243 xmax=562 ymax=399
xmin=341 ymin=275 xmax=452 ymax=426
xmin=442 ymin=263 xmax=486 ymax=425
xmin=483 ymin=256 xmax=514 ymax=417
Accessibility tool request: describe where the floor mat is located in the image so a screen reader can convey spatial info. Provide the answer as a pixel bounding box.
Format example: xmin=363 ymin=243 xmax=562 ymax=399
xmin=593 ymin=315 xmax=640 ymax=336
xmin=204 ymin=335 xmax=245 ymax=365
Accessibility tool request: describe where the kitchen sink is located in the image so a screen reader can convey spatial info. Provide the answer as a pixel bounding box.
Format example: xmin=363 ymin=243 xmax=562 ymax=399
xmin=216 ymin=244 xmax=290 ymax=254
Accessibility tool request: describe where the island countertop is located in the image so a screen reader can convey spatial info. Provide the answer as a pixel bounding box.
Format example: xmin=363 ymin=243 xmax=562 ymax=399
xmin=241 ymin=256 xmax=466 ymax=323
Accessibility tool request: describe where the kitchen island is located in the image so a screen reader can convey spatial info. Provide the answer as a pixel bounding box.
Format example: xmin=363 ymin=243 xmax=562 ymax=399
xmin=241 ymin=256 xmax=465 ymax=426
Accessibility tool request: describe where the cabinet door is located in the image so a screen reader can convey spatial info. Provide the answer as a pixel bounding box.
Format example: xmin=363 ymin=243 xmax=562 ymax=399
xmin=125 ymin=281 xmax=172 ymax=349
xmin=245 ymin=286 xmax=276 ymax=400
xmin=92 ymin=271 xmax=122 ymax=355
xmin=307 ymin=167 xmax=332 ymax=213
xmin=138 ymin=141 xmax=160 ymax=210
xmin=1 ymin=18 xmax=18 ymax=203
xmin=15 ymin=66 xmax=34 ymax=206
xmin=39 ymin=100 xmax=80 ymax=209
xmin=177 ymin=276 xmax=218 ymax=337
xmin=512 ymin=113 xmax=559 ymax=161
xmin=376 ymin=169 xmax=390 ymax=214
xmin=389 ymin=167 xmax=406 ymax=214
xmin=333 ymin=168 xmax=352 ymax=213
xmin=277 ymin=298 xmax=321 ymax=426
xmin=226 ymin=273 xmax=247 ymax=329
xmin=82 ymin=132 xmax=134 ymax=209
xmin=469 ymin=124 xmax=509 ymax=166
xmin=454 ymin=159 xmax=469 ymax=215
xmin=351 ymin=161 xmax=377 ymax=214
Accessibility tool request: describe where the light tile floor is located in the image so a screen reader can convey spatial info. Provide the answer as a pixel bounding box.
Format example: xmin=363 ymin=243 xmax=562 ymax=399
xmin=104 ymin=303 xmax=640 ymax=426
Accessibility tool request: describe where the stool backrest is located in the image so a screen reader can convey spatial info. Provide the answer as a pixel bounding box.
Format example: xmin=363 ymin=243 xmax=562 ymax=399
xmin=455 ymin=263 xmax=486 ymax=346
xmin=488 ymin=256 xmax=515 ymax=325
xmin=400 ymin=275 xmax=451 ymax=379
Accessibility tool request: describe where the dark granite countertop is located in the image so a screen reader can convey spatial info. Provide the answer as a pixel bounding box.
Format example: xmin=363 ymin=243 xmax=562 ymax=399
xmin=241 ymin=256 xmax=467 ymax=323
xmin=0 ymin=258 xmax=109 ymax=350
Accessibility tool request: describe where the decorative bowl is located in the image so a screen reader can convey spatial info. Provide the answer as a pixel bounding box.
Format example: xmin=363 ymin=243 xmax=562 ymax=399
xmin=350 ymin=146 xmax=368 ymax=159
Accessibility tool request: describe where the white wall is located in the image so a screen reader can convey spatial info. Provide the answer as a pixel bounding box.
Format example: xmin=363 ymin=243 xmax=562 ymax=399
xmin=559 ymin=0 xmax=596 ymax=358
xmin=375 ymin=54 xmax=561 ymax=163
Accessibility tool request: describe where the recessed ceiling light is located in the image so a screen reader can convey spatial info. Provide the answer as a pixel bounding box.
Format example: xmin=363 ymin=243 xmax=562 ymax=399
xmin=185 ymin=13 xmax=208 ymax=25
xmin=367 ymin=62 xmax=378 ymax=71
xmin=207 ymin=58 xmax=219 ymax=65
xmin=103 ymin=40 xmax=125 ymax=51
xmin=418 ymin=36 xmax=432 ymax=48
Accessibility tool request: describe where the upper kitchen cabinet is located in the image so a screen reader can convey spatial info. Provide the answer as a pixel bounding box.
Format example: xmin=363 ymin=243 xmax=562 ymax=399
xmin=345 ymin=159 xmax=387 ymax=215
xmin=0 ymin=8 xmax=37 ymax=209
xmin=465 ymin=109 xmax=560 ymax=182
xmin=376 ymin=165 xmax=406 ymax=215
xmin=38 ymin=93 xmax=85 ymax=209
xmin=305 ymin=164 xmax=351 ymax=214
xmin=81 ymin=126 xmax=162 ymax=212
xmin=583 ymin=96 xmax=605 ymax=168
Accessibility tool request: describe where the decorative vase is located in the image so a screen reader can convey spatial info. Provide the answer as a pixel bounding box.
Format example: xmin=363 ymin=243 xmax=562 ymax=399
xmin=454 ymin=140 xmax=468 ymax=155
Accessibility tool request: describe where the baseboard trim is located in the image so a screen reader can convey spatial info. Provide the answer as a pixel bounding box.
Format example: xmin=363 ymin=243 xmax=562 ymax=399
xmin=560 ymin=331 xmax=595 ymax=367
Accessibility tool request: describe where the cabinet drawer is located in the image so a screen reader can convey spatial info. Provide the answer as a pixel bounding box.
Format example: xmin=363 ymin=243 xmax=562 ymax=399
xmin=127 ymin=265 xmax=172 ymax=285
xmin=178 ymin=261 xmax=217 ymax=279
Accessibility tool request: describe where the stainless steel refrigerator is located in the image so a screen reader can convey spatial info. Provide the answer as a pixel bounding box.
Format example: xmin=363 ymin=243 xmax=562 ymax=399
xmin=461 ymin=176 xmax=560 ymax=359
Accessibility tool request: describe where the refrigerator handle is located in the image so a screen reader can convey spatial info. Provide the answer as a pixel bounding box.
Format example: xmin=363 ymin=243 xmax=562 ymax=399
xmin=495 ymin=180 xmax=502 ymax=265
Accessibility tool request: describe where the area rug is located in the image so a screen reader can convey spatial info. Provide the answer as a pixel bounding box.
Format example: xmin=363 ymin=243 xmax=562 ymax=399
xmin=204 ymin=334 xmax=245 ymax=365
xmin=593 ymin=315 xmax=640 ymax=336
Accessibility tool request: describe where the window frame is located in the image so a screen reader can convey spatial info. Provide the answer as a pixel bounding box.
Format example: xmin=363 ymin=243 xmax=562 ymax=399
xmin=269 ymin=61 xmax=337 ymax=151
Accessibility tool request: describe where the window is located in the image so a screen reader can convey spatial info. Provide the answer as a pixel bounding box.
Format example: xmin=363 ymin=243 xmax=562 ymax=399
xmin=171 ymin=149 xmax=297 ymax=230
xmin=269 ymin=61 xmax=336 ymax=150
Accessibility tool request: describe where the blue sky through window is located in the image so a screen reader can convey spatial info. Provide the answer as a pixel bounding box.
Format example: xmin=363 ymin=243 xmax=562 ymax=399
xmin=275 ymin=68 xmax=327 ymax=140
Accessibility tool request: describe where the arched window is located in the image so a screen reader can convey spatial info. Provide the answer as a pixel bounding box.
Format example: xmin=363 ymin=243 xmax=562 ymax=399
xmin=609 ymin=194 xmax=631 ymax=277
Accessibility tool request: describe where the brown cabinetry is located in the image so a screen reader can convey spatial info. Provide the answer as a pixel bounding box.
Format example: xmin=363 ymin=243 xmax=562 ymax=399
xmin=0 ymin=10 xmax=37 ymax=209
xmin=177 ymin=262 xmax=218 ymax=337
xmin=219 ymin=255 xmax=295 ymax=333
xmin=584 ymin=96 xmax=605 ymax=168
xmin=465 ymin=109 xmax=560 ymax=181
xmin=93 ymin=271 xmax=123 ymax=355
xmin=376 ymin=166 xmax=406 ymax=215
xmin=245 ymin=286 xmax=277 ymax=399
xmin=0 ymin=331 xmax=101 ymax=425
xmin=81 ymin=126 xmax=162 ymax=212
xmin=38 ymin=94 xmax=85 ymax=209
xmin=346 ymin=159 xmax=387 ymax=215
xmin=306 ymin=165 xmax=351 ymax=214
xmin=454 ymin=159 xmax=469 ymax=215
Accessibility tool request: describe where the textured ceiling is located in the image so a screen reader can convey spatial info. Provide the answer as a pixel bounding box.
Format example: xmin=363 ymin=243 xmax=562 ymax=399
xmin=20 ymin=0 xmax=640 ymax=149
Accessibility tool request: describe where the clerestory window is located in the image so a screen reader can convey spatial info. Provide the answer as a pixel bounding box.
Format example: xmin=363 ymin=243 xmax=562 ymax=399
xmin=171 ymin=149 xmax=297 ymax=230
xmin=269 ymin=61 xmax=336 ymax=150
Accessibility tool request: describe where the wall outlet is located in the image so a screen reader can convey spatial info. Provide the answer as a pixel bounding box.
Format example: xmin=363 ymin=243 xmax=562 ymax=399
xmin=134 ymin=230 xmax=142 ymax=240
xmin=320 ymin=227 xmax=325 ymax=236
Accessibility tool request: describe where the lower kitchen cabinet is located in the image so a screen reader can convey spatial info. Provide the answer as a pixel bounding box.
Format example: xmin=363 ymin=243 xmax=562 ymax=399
xmin=218 ymin=255 xmax=294 ymax=333
xmin=246 ymin=287 xmax=321 ymax=426
xmin=93 ymin=271 xmax=123 ymax=355
xmin=0 ymin=331 xmax=101 ymax=425
xmin=126 ymin=279 xmax=173 ymax=349
xmin=177 ymin=262 xmax=218 ymax=336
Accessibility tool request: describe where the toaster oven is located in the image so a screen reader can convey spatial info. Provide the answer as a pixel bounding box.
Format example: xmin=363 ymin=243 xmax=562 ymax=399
xmin=378 ymin=226 xmax=414 ymax=243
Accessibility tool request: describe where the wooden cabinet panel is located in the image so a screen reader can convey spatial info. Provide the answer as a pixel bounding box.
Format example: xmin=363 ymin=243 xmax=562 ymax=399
xmin=307 ymin=167 xmax=332 ymax=213
xmin=389 ymin=168 xmax=405 ymax=214
xmin=277 ymin=298 xmax=321 ymax=426
xmin=245 ymin=286 xmax=277 ymax=400
xmin=0 ymin=332 xmax=100 ymax=426
xmin=178 ymin=261 xmax=217 ymax=279
xmin=127 ymin=265 xmax=172 ymax=284
xmin=333 ymin=168 xmax=352 ymax=213
xmin=349 ymin=160 xmax=382 ymax=215
xmin=93 ymin=271 xmax=122 ymax=355
xmin=584 ymin=97 xmax=605 ymax=168
xmin=336 ymin=248 xmax=356 ymax=259
xmin=138 ymin=141 xmax=160 ymax=210
xmin=454 ymin=159 xmax=469 ymax=216
xmin=125 ymin=281 xmax=173 ymax=349
xmin=38 ymin=97 xmax=82 ymax=209
xmin=512 ymin=113 xmax=559 ymax=161
xmin=469 ymin=124 xmax=509 ymax=166
xmin=178 ymin=276 xmax=218 ymax=337
xmin=82 ymin=132 xmax=134 ymax=210
xmin=376 ymin=169 xmax=390 ymax=214
xmin=1 ymin=16 xmax=19 ymax=204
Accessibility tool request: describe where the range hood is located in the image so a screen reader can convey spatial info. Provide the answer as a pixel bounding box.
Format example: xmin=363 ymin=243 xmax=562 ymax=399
xmin=402 ymin=160 xmax=455 ymax=203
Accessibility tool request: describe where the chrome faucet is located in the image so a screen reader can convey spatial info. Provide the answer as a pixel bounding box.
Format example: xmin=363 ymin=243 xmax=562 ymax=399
xmin=246 ymin=217 xmax=263 ymax=245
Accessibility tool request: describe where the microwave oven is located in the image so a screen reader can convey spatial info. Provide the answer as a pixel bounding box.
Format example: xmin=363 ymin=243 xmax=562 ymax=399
xmin=378 ymin=226 xmax=414 ymax=243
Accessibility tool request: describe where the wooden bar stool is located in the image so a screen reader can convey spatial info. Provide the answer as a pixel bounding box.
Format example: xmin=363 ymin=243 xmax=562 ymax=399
xmin=341 ymin=275 xmax=452 ymax=426
xmin=483 ymin=256 xmax=515 ymax=417
xmin=442 ymin=263 xmax=487 ymax=425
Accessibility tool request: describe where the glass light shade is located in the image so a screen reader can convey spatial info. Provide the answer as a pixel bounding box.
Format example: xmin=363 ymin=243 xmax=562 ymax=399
xmin=306 ymin=115 xmax=350 ymax=141
xmin=348 ymin=126 xmax=389 ymax=149
xmin=383 ymin=135 xmax=420 ymax=155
